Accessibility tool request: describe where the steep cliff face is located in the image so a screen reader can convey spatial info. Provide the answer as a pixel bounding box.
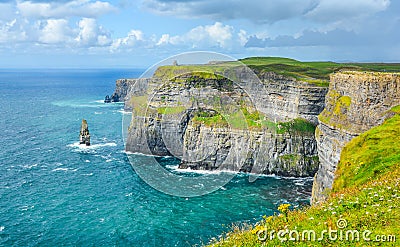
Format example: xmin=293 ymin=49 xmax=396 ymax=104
xmin=124 ymin=67 xmax=327 ymax=177
xmin=179 ymin=125 xmax=318 ymax=176
xmin=245 ymin=71 xmax=328 ymax=125
xmin=311 ymin=71 xmax=400 ymax=204
xmin=111 ymin=78 xmax=152 ymax=110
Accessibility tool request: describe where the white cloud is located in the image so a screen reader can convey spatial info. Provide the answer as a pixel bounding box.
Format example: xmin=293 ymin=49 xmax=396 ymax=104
xmin=0 ymin=18 xmax=27 ymax=43
xmin=156 ymin=33 xmax=170 ymax=46
xmin=238 ymin=29 xmax=248 ymax=46
xmin=17 ymin=0 xmax=117 ymax=19
xmin=39 ymin=19 xmax=73 ymax=44
xmin=157 ymin=22 xmax=234 ymax=49
xmin=111 ymin=29 xmax=145 ymax=51
xmin=75 ymin=18 xmax=112 ymax=46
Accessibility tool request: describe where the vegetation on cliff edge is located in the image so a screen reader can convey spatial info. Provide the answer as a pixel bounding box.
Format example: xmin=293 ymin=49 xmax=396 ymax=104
xmin=191 ymin=107 xmax=315 ymax=134
xmin=154 ymin=57 xmax=400 ymax=87
xmin=206 ymin=106 xmax=400 ymax=247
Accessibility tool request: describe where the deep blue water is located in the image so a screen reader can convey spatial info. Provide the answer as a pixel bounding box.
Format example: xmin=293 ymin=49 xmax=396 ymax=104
xmin=0 ymin=69 xmax=312 ymax=246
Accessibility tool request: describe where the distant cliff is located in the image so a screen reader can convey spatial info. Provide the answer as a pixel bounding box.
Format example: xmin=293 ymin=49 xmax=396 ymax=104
xmin=120 ymin=65 xmax=328 ymax=177
xmin=311 ymin=71 xmax=400 ymax=203
xmin=111 ymin=78 xmax=152 ymax=110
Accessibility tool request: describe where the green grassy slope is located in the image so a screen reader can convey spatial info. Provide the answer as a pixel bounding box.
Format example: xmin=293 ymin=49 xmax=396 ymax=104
xmin=206 ymin=106 xmax=400 ymax=247
xmin=240 ymin=57 xmax=400 ymax=81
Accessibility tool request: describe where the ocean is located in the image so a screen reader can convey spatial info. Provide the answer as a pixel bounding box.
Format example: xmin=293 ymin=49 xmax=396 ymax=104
xmin=0 ymin=69 xmax=312 ymax=246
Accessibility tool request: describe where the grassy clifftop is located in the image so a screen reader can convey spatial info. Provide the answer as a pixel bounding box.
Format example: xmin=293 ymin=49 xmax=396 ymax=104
xmin=240 ymin=57 xmax=400 ymax=80
xmin=207 ymin=106 xmax=400 ymax=246
xmin=153 ymin=57 xmax=400 ymax=87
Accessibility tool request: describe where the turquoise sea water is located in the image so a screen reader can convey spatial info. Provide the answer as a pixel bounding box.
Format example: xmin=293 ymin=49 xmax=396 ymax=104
xmin=0 ymin=69 xmax=313 ymax=246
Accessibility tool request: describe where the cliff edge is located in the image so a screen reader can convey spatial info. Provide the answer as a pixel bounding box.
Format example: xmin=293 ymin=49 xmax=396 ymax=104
xmin=311 ymin=71 xmax=400 ymax=204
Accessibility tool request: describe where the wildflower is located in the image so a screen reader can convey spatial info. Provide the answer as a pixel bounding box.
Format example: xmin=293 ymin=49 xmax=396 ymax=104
xmin=278 ymin=203 xmax=291 ymax=221
xmin=263 ymin=216 xmax=273 ymax=223
xmin=278 ymin=203 xmax=291 ymax=213
xmin=251 ymin=225 xmax=266 ymax=235
xmin=309 ymin=217 xmax=314 ymax=220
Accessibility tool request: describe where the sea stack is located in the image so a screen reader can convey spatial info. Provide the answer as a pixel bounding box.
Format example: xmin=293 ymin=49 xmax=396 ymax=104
xmin=104 ymin=95 xmax=111 ymax=103
xmin=79 ymin=119 xmax=91 ymax=146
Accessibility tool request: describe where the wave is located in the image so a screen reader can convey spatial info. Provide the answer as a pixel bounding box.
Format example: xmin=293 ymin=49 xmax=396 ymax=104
xmin=52 ymin=167 xmax=78 ymax=172
xmin=67 ymin=142 xmax=117 ymax=150
xmin=52 ymin=100 xmax=121 ymax=108
xmin=124 ymin=151 xmax=172 ymax=158
xmin=81 ymin=173 xmax=93 ymax=176
xmin=20 ymin=205 xmax=35 ymax=211
xmin=166 ymin=165 xmax=240 ymax=176
xmin=164 ymin=165 xmax=314 ymax=182
xmin=22 ymin=163 xmax=38 ymax=169
xmin=95 ymin=100 xmax=124 ymax=105
xmin=116 ymin=109 xmax=132 ymax=114
xmin=0 ymin=226 xmax=4 ymax=232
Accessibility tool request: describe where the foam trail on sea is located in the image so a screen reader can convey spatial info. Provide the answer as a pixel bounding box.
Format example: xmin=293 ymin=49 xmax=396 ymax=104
xmin=52 ymin=167 xmax=79 ymax=172
xmin=116 ymin=109 xmax=132 ymax=114
xmin=52 ymin=100 xmax=120 ymax=108
xmin=67 ymin=142 xmax=117 ymax=149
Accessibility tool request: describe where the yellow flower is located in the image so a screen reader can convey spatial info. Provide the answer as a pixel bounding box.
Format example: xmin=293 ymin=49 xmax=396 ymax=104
xmin=251 ymin=225 xmax=265 ymax=234
xmin=278 ymin=203 xmax=291 ymax=213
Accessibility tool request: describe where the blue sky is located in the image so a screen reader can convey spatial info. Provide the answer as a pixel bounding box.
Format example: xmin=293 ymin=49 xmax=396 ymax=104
xmin=0 ymin=0 xmax=399 ymax=68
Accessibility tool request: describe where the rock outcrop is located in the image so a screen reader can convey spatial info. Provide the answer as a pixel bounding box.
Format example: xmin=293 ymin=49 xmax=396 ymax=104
xmin=123 ymin=66 xmax=328 ymax=177
xmin=109 ymin=78 xmax=152 ymax=110
xmin=311 ymin=71 xmax=400 ymax=204
xmin=79 ymin=119 xmax=91 ymax=146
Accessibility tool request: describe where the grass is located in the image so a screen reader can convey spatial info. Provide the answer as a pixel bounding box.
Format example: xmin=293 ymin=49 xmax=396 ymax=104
xmin=153 ymin=57 xmax=400 ymax=88
xmin=130 ymin=95 xmax=148 ymax=115
xmin=333 ymin=106 xmax=400 ymax=191
xmin=157 ymin=106 xmax=186 ymax=115
xmin=240 ymin=57 xmax=400 ymax=82
xmin=276 ymin=118 xmax=316 ymax=134
xmin=191 ymin=106 xmax=316 ymax=134
xmin=206 ymin=107 xmax=400 ymax=247
xmin=318 ymin=90 xmax=352 ymax=129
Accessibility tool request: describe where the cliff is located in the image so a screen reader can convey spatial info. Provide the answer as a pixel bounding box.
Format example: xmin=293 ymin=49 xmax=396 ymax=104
xmin=207 ymin=108 xmax=400 ymax=246
xmin=311 ymin=71 xmax=400 ymax=203
xmin=111 ymin=78 xmax=152 ymax=110
xmin=124 ymin=65 xmax=327 ymax=177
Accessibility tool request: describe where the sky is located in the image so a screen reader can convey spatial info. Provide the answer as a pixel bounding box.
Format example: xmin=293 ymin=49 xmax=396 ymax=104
xmin=0 ymin=0 xmax=399 ymax=68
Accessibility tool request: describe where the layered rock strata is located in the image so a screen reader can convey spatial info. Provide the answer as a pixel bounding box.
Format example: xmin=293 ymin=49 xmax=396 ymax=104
xmin=311 ymin=71 xmax=400 ymax=203
xmin=121 ymin=66 xmax=328 ymax=176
